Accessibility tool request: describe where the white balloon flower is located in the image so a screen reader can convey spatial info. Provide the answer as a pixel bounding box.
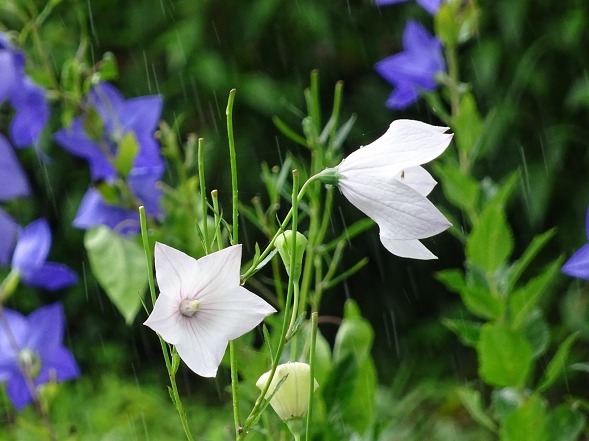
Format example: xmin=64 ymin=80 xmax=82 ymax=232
xmin=321 ymin=119 xmax=453 ymax=259
xmin=144 ymin=243 xmax=276 ymax=377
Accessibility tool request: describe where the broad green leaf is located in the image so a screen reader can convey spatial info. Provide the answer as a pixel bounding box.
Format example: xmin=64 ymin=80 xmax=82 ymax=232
xmin=436 ymin=268 xmax=466 ymax=293
xmin=545 ymin=405 xmax=586 ymax=441
xmin=520 ymin=308 xmax=550 ymax=359
xmin=509 ymin=258 xmax=563 ymax=329
xmin=461 ymin=285 xmax=504 ymax=320
xmin=457 ymin=387 xmax=497 ymax=431
xmin=334 ymin=300 xmax=374 ymax=363
xmin=84 ymin=227 xmax=148 ymax=324
xmin=451 ymin=93 xmax=484 ymax=158
xmin=500 ymin=394 xmax=548 ymax=441
xmin=443 ymin=318 xmax=481 ymax=347
xmin=537 ymin=332 xmax=580 ymax=392
xmin=114 ymin=132 xmax=140 ymax=177
xmin=477 ymin=323 xmax=533 ymax=387
xmin=433 ymin=163 xmax=480 ymax=214
xmin=466 ymin=201 xmax=513 ymax=272
xmin=506 ymin=228 xmax=556 ymax=291
xmin=491 ymin=388 xmax=524 ymax=422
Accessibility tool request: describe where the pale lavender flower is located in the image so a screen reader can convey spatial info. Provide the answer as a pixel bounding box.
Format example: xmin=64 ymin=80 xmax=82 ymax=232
xmin=562 ymin=208 xmax=589 ymax=280
xmin=0 ymin=303 xmax=80 ymax=410
xmin=144 ymin=243 xmax=276 ymax=377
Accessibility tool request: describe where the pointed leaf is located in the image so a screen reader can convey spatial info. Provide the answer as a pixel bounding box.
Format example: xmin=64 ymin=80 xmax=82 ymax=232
xmin=537 ymin=332 xmax=579 ymax=392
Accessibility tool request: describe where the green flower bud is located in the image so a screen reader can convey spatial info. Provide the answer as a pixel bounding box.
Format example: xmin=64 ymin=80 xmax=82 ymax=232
xmin=256 ymin=362 xmax=319 ymax=423
xmin=275 ymin=230 xmax=308 ymax=282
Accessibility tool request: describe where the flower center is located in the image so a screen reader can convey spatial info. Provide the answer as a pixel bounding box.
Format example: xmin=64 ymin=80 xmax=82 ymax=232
xmin=179 ymin=299 xmax=201 ymax=317
xmin=18 ymin=349 xmax=41 ymax=379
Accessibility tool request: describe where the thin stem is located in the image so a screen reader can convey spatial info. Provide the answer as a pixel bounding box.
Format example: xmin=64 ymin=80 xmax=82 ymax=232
xmin=305 ymin=312 xmax=318 ymax=441
xmin=139 ymin=207 xmax=194 ymax=441
xmin=211 ymin=190 xmax=223 ymax=250
xmin=198 ymin=138 xmax=209 ymax=253
xmin=285 ymin=170 xmax=300 ymax=338
xmin=227 ymin=89 xmax=239 ymax=245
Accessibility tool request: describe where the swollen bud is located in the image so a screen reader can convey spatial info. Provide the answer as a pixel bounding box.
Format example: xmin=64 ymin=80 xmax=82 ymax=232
xmin=275 ymin=230 xmax=308 ymax=282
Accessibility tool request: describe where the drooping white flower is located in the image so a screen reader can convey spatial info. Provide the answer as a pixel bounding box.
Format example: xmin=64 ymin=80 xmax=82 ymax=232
xmin=144 ymin=243 xmax=276 ymax=377
xmin=323 ymin=119 xmax=452 ymax=260
xmin=256 ymin=362 xmax=319 ymax=422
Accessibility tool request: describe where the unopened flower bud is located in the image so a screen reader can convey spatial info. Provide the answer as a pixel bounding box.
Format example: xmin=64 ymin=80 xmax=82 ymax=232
xmin=256 ymin=362 xmax=318 ymax=422
xmin=275 ymin=230 xmax=308 ymax=282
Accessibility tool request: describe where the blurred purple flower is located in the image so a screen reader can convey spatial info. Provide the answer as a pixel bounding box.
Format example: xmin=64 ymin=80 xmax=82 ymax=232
xmin=54 ymin=82 xmax=163 ymax=181
xmin=376 ymin=0 xmax=442 ymax=15
xmin=562 ymin=208 xmax=589 ymax=280
xmin=375 ymin=20 xmax=446 ymax=109
xmin=0 ymin=135 xmax=30 ymax=200
xmin=0 ymin=303 xmax=80 ymax=410
xmin=0 ymin=33 xmax=49 ymax=147
xmin=0 ymin=209 xmax=18 ymax=266
xmin=10 ymin=219 xmax=78 ymax=291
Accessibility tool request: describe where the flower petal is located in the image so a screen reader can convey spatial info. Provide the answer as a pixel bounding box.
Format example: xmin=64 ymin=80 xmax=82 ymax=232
xmin=198 ymin=285 xmax=276 ymax=340
xmin=175 ymin=319 xmax=229 ymax=377
xmin=417 ymin=0 xmax=442 ymax=14
xmin=36 ymin=346 xmax=80 ymax=384
xmin=21 ymin=262 xmax=78 ymax=291
xmin=339 ymin=174 xmax=451 ymax=241
xmin=73 ymin=188 xmax=139 ymax=234
xmin=395 ymin=165 xmax=437 ymax=196
xmin=0 ymin=208 xmax=18 ymax=266
xmin=562 ymin=243 xmax=589 ymax=280
xmin=12 ymin=219 xmax=51 ymax=273
xmin=153 ymin=242 xmax=201 ymax=302
xmin=379 ymin=236 xmax=437 ymax=260
xmin=9 ymin=78 xmax=49 ymax=147
xmin=0 ymin=134 xmax=30 ymax=200
xmin=5 ymin=370 xmax=32 ymax=410
xmin=24 ymin=303 xmax=64 ymax=349
xmin=143 ymin=293 xmax=183 ymax=345
xmin=194 ymin=245 xmax=244 ymax=299
xmin=0 ymin=309 xmax=27 ymax=356
xmin=337 ymin=119 xmax=452 ymax=178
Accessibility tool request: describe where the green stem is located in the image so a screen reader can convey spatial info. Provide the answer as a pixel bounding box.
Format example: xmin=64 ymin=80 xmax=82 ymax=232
xmin=211 ymin=190 xmax=223 ymax=250
xmin=227 ymin=89 xmax=239 ymax=245
xmin=198 ymin=138 xmax=209 ymax=253
xmin=305 ymin=312 xmax=318 ymax=441
xmin=139 ymin=207 xmax=194 ymax=441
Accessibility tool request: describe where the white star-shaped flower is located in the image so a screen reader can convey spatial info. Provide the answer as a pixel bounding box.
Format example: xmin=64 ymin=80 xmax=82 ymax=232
xmin=331 ymin=119 xmax=453 ymax=259
xmin=144 ymin=243 xmax=276 ymax=377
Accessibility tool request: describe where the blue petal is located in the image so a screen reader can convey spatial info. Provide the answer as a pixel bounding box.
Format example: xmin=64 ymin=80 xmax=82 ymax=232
xmin=74 ymin=188 xmax=139 ymax=234
xmin=417 ymin=0 xmax=442 ymax=14
xmin=24 ymin=303 xmax=65 ymax=349
xmin=8 ymin=78 xmax=50 ymax=147
xmin=128 ymin=165 xmax=164 ymax=217
xmin=89 ymin=82 xmax=125 ymax=136
xmin=0 ymin=134 xmax=30 ymax=200
xmin=385 ymin=86 xmax=420 ymax=109
xmin=11 ymin=218 xmax=51 ymax=273
xmin=5 ymin=368 xmax=32 ymax=410
xmin=21 ymin=262 xmax=78 ymax=291
xmin=0 ymin=208 xmax=18 ymax=266
xmin=0 ymin=51 xmax=19 ymax=103
xmin=36 ymin=346 xmax=80 ymax=385
xmin=0 ymin=308 xmax=27 ymax=357
xmin=120 ymin=95 xmax=163 ymax=136
xmin=54 ymin=119 xmax=116 ymax=181
xmin=562 ymin=244 xmax=589 ymax=280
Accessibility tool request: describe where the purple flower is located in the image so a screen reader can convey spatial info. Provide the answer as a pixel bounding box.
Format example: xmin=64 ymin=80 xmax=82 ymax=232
xmin=0 ymin=303 xmax=80 ymax=410
xmin=562 ymin=208 xmax=589 ymax=280
xmin=0 ymin=135 xmax=30 ymax=200
xmin=0 ymin=34 xmax=49 ymax=147
xmin=10 ymin=219 xmax=78 ymax=291
xmin=0 ymin=209 xmax=18 ymax=266
xmin=376 ymin=0 xmax=442 ymax=15
xmin=375 ymin=20 xmax=446 ymax=109
xmin=54 ymin=82 xmax=163 ymax=181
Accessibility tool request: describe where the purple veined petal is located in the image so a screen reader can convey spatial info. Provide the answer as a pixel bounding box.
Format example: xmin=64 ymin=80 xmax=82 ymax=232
xmin=21 ymin=262 xmax=78 ymax=291
xmin=8 ymin=78 xmax=50 ymax=148
xmin=53 ymin=119 xmax=116 ymax=181
xmin=0 ymin=134 xmax=30 ymax=200
xmin=127 ymin=165 xmax=164 ymax=217
xmin=11 ymin=218 xmax=52 ymax=273
xmin=562 ymin=243 xmax=589 ymax=280
xmin=23 ymin=303 xmax=65 ymax=349
xmin=417 ymin=0 xmax=442 ymax=14
xmin=73 ymin=188 xmax=139 ymax=234
xmin=5 ymin=369 xmax=33 ymax=410
xmin=35 ymin=346 xmax=80 ymax=385
xmin=120 ymin=95 xmax=163 ymax=135
xmin=0 ymin=208 xmax=19 ymax=266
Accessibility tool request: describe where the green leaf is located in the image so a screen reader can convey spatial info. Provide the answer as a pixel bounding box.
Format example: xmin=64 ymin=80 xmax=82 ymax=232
xmin=457 ymin=387 xmax=497 ymax=431
xmin=491 ymin=388 xmax=524 ymax=422
xmin=537 ymin=332 xmax=580 ymax=392
xmin=114 ymin=132 xmax=140 ymax=177
xmin=333 ymin=300 xmax=374 ymax=363
xmin=500 ymin=395 xmax=548 ymax=441
xmin=506 ymin=228 xmax=556 ymax=291
xmin=509 ymin=258 xmax=563 ymax=329
xmin=545 ymin=405 xmax=586 ymax=441
xmin=520 ymin=309 xmax=550 ymax=359
xmin=443 ymin=318 xmax=481 ymax=347
xmin=84 ymin=227 xmax=148 ymax=324
xmin=477 ymin=323 xmax=533 ymax=387
xmin=466 ymin=201 xmax=513 ymax=272
xmin=451 ymin=93 xmax=484 ymax=158
xmin=433 ymin=163 xmax=480 ymax=214
xmin=436 ymin=268 xmax=466 ymax=294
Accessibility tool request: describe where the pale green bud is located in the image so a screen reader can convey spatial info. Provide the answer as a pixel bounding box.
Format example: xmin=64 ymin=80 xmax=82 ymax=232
xmin=275 ymin=230 xmax=308 ymax=282
xmin=256 ymin=362 xmax=319 ymax=422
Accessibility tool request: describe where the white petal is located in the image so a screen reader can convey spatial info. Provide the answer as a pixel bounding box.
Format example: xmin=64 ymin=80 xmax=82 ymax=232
xmin=380 ymin=236 xmax=437 ymax=260
xmin=338 ymin=119 xmax=452 ymax=177
xmin=339 ymin=175 xmax=450 ymax=240
xmin=154 ymin=242 xmax=199 ymax=301
xmin=143 ymin=294 xmax=183 ymax=345
xmin=175 ymin=319 xmax=229 ymax=377
xmin=395 ymin=166 xmax=436 ymax=196
xmin=194 ymin=245 xmax=243 ymax=300
xmin=199 ymin=286 xmax=276 ymax=340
